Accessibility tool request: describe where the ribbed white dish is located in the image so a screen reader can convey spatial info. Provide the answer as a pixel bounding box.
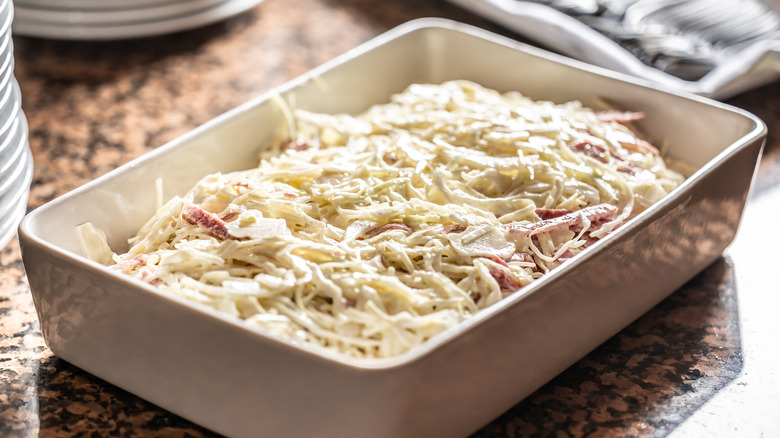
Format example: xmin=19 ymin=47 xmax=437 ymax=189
xmin=0 ymin=109 xmax=26 ymax=190
xmin=14 ymin=0 xmax=227 ymax=25
xmin=0 ymin=148 xmax=33 ymax=248
xmin=16 ymin=0 xmax=189 ymax=10
xmin=12 ymin=0 xmax=264 ymax=40
xmin=0 ymin=0 xmax=33 ymax=249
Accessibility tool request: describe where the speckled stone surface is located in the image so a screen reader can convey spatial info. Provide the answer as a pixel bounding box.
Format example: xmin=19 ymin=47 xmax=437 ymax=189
xmin=2 ymin=0 xmax=779 ymax=436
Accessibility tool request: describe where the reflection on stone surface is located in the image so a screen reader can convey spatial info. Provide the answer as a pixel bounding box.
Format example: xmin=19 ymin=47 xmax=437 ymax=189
xmin=0 ymin=243 xmax=41 ymax=436
xmin=473 ymin=257 xmax=742 ymax=437
xmin=36 ymin=357 xmax=216 ymax=437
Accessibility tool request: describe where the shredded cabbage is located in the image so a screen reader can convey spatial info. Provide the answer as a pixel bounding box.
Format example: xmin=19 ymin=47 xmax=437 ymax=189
xmin=88 ymin=80 xmax=686 ymax=359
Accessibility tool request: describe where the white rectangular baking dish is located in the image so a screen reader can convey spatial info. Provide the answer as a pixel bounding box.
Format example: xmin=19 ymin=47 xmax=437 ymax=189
xmin=19 ymin=18 xmax=765 ymax=438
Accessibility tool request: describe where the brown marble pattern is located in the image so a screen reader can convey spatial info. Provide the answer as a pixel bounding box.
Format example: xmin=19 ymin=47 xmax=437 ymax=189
xmin=2 ymin=0 xmax=779 ymax=436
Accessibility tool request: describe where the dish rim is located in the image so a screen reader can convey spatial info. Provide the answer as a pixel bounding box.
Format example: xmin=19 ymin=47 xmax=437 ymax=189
xmin=11 ymin=0 xmax=264 ymax=40
xmin=19 ymin=17 xmax=767 ymax=372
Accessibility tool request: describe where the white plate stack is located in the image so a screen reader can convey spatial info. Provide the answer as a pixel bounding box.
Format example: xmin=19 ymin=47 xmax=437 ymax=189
xmin=12 ymin=0 xmax=265 ymax=40
xmin=0 ymin=0 xmax=33 ymax=248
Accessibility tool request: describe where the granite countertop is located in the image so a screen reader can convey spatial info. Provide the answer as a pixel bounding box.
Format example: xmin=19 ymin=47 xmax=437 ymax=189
xmin=2 ymin=0 xmax=779 ymax=436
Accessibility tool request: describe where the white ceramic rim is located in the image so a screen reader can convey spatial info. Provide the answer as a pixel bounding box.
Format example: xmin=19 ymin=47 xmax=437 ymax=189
xmin=0 ymin=146 xmax=32 ymax=249
xmin=0 ymin=0 xmax=13 ymax=39
xmin=0 ymin=117 xmax=24 ymax=184
xmin=0 ymin=80 xmax=21 ymax=140
xmin=0 ymin=48 xmax=15 ymax=97
xmin=0 ymin=0 xmax=10 ymax=29
xmin=16 ymin=0 xmax=189 ymax=11
xmin=12 ymin=0 xmax=263 ymax=40
xmin=0 ymin=25 xmax=13 ymax=66
xmin=14 ymin=0 xmax=228 ymax=26
xmin=0 ymin=122 xmax=30 ymax=201
xmin=0 ymin=114 xmax=20 ymax=158
xmin=0 ymin=187 xmax=29 ymax=249
xmin=0 ymin=144 xmax=32 ymax=216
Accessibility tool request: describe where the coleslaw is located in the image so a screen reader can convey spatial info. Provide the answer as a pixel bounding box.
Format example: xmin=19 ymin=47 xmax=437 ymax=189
xmin=80 ymin=80 xmax=686 ymax=359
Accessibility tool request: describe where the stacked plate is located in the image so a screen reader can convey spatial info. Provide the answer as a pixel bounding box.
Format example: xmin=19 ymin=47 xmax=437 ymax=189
xmin=12 ymin=0 xmax=265 ymax=40
xmin=1 ymin=0 xmax=33 ymax=248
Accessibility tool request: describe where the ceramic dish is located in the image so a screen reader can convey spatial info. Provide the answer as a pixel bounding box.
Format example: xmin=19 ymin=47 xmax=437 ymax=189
xmin=0 ymin=80 xmax=20 ymax=139
xmin=0 ymin=114 xmax=30 ymax=201
xmin=0 ymin=112 xmax=26 ymax=185
xmin=16 ymin=0 xmax=191 ymax=10
xmin=14 ymin=0 xmax=227 ymax=26
xmin=0 ymin=190 xmax=30 ymax=248
xmin=0 ymin=0 xmax=12 ymax=39
xmin=0 ymin=147 xmax=32 ymax=248
xmin=12 ymin=0 xmax=263 ymax=40
xmin=0 ymin=145 xmax=31 ymax=210
xmin=19 ymin=18 xmax=766 ymax=438
xmin=0 ymin=126 xmax=26 ymax=193
xmin=0 ymin=0 xmax=9 ymax=23
xmin=0 ymin=116 xmax=19 ymax=161
xmin=0 ymin=36 xmax=13 ymax=77
xmin=0 ymin=0 xmax=29 ymax=250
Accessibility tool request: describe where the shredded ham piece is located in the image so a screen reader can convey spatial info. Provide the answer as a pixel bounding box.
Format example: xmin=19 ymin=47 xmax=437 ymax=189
xmin=488 ymin=265 xmax=522 ymax=293
xmin=443 ymin=224 xmax=467 ymax=233
xmin=596 ymin=111 xmax=645 ymax=124
xmin=509 ymin=252 xmax=535 ymax=264
xmin=282 ymin=140 xmax=310 ymax=151
xmin=620 ymin=137 xmax=659 ymax=155
xmin=553 ymin=243 xmax=575 ymax=260
xmin=507 ymin=204 xmax=618 ymax=237
xmin=111 ymin=254 xmax=149 ymax=272
xmin=486 ymin=254 xmax=508 ymax=267
xmin=617 ymin=163 xmax=640 ymax=175
xmin=363 ymin=223 xmax=412 ymax=238
xmin=221 ymin=211 xmax=240 ymax=221
xmin=183 ymin=205 xmax=230 ymax=240
xmin=535 ymin=208 xmax=574 ymax=220
xmin=568 ymin=141 xmax=610 ymax=163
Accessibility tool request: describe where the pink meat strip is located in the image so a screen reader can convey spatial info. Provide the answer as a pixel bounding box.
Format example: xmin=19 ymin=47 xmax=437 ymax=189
xmin=596 ymin=111 xmax=645 ymax=124
xmin=507 ymin=204 xmax=618 ymax=237
xmin=480 ymin=256 xmax=523 ymax=293
xmin=616 ymin=163 xmax=640 ymax=175
xmin=281 ymin=139 xmax=310 ymax=151
xmin=619 ymin=137 xmax=659 ymax=155
xmin=567 ymin=140 xmax=650 ymax=170
xmin=568 ymin=141 xmax=610 ymax=163
xmin=509 ymin=252 xmax=535 ymax=265
xmin=443 ymin=224 xmax=467 ymax=233
xmin=183 ymin=205 xmax=230 ymax=240
xmin=552 ymin=243 xmax=575 ymax=260
xmin=535 ymin=208 xmax=574 ymax=220
xmin=363 ymin=222 xmax=412 ymax=238
xmin=110 ymin=254 xmax=150 ymax=272
xmin=221 ymin=211 xmax=240 ymax=222
xmin=488 ymin=265 xmax=522 ymax=294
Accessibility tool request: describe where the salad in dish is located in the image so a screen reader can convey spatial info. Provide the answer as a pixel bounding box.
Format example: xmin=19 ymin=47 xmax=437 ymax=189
xmin=80 ymin=80 xmax=686 ymax=359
